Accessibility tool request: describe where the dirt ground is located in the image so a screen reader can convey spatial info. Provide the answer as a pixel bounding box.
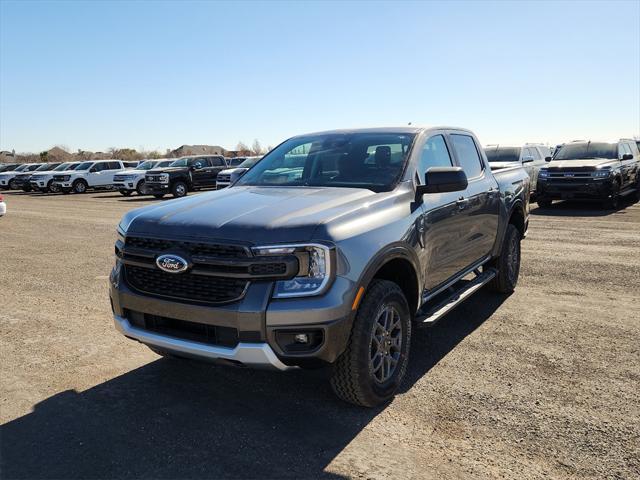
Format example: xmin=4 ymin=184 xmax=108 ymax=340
xmin=1 ymin=189 xmax=639 ymax=480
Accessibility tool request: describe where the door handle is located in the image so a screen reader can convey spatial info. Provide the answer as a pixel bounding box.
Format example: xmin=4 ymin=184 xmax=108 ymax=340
xmin=456 ymin=197 xmax=469 ymax=209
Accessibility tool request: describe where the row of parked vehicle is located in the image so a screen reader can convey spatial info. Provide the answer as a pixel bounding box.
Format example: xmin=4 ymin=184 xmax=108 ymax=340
xmin=2 ymin=139 xmax=639 ymax=210
xmin=484 ymin=138 xmax=640 ymax=209
xmin=0 ymin=155 xmax=263 ymax=198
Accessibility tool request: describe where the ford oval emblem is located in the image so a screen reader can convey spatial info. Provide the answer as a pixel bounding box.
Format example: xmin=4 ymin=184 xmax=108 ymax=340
xmin=156 ymin=254 xmax=189 ymax=274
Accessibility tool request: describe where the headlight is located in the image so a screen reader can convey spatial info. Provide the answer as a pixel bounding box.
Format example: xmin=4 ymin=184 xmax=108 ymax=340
xmin=538 ymin=169 xmax=550 ymax=178
xmin=116 ymin=225 xmax=126 ymax=244
xmin=592 ymin=169 xmax=611 ymax=178
xmin=252 ymin=243 xmax=333 ymax=298
xmin=159 ymin=173 xmax=169 ymax=183
xmin=62 ymin=175 xmax=71 ymax=181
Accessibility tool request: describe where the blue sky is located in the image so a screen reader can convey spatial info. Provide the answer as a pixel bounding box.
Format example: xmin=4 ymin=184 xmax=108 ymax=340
xmin=1 ymin=0 xmax=638 ymax=153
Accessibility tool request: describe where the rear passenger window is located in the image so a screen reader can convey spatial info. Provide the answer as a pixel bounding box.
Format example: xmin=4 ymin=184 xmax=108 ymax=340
xmin=93 ymin=163 xmax=106 ymax=172
xmin=108 ymin=162 xmax=121 ymax=170
xmin=210 ymin=157 xmax=224 ymax=166
xmin=417 ymin=135 xmax=453 ymax=179
xmin=450 ymin=134 xmax=483 ymax=178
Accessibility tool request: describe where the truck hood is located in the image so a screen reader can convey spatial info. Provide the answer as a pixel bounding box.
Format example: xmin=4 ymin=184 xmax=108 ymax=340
xmin=120 ymin=186 xmax=376 ymax=244
xmin=219 ymin=167 xmax=248 ymax=175
xmin=146 ymin=167 xmax=188 ymax=174
xmin=546 ymin=158 xmax=619 ymax=170
xmin=114 ymin=168 xmax=146 ymax=175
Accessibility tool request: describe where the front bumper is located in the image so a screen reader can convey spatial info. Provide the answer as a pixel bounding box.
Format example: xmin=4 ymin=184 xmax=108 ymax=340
xmin=114 ymin=314 xmax=292 ymax=370
xmin=53 ymin=181 xmax=73 ymax=189
xmin=114 ymin=182 xmax=136 ymax=191
xmin=537 ymin=179 xmax=614 ymax=200
xmin=109 ymin=261 xmax=354 ymax=368
xmin=146 ymin=183 xmax=170 ymax=194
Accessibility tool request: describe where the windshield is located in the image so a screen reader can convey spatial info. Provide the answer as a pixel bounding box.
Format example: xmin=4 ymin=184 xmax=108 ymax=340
xmin=484 ymin=147 xmax=521 ymax=163
xmin=66 ymin=163 xmax=81 ymax=171
xmin=157 ymin=160 xmax=173 ymax=168
xmin=554 ymin=142 xmax=617 ymax=160
xmin=137 ymin=161 xmax=156 ymax=170
xmin=169 ymin=158 xmax=189 ymax=167
xmin=238 ymin=157 xmax=260 ymax=168
xmin=76 ymin=161 xmax=94 ymax=171
xmin=54 ymin=163 xmax=71 ymax=171
xmin=236 ymin=132 xmax=416 ymax=192
xmin=1 ymin=164 xmax=19 ymax=172
xmin=228 ymin=157 xmax=245 ymax=167
xmin=26 ymin=164 xmax=43 ymax=171
xmin=35 ymin=163 xmax=59 ymax=171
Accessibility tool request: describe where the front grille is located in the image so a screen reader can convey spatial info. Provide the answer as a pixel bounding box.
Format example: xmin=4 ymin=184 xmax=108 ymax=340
xmin=52 ymin=175 xmax=67 ymax=182
xmin=114 ymin=175 xmax=130 ymax=182
xmin=249 ymin=263 xmax=287 ymax=275
xmin=546 ymin=171 xmax=593 ymax=180
xmin=124 ymin=264 xmax=248 ymax=304
xmin=217 ymin=174 xmax=230 ymax=182
xmin=126 ymin=309 xmax=239 ymax=348
xmin=125 ymin=236 xmax=249 ymax=258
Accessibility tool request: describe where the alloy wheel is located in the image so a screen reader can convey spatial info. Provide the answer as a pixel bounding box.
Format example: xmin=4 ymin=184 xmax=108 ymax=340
xmin=370 ymin=305 xmax=402 ymax=384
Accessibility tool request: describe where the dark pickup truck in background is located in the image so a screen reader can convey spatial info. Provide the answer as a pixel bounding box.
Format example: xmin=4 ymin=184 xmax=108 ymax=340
xmin=536 ymin=139 xmax=640 ymax=209
xmin=145 ymin=155 xmax=228 ymax=198
xmin=110 ymin=127 xmax=530 ymax=407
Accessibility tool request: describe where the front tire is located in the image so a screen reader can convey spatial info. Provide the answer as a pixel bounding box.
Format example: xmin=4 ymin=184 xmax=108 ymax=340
xmin=136 ymin=180 xmax=149 ymax=195
xmin=330 ymin=279 xmax=411 ymax=407
xmin=603 ymin=181 xmax=620 ymax=209
xmin=48 ymin=180 xmax=58 ymax=193
xmin=9 ymin=179 xmax=19 ymax=190
xmin=73 ymin=179 xmax=88 ymax=194
xmin=171 ymin=181 xmax=188 ymax=198
xmin=537 ymin=198 xmax=552 ymax=208
xmin=119 ymin=189 xmax=133 ymax=196
xmin=488 ymin=224 xmax=521 ymax=294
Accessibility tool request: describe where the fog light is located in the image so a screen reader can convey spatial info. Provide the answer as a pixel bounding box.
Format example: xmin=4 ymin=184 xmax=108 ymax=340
xmin=294 ymin=333 xmax=309 ymax=344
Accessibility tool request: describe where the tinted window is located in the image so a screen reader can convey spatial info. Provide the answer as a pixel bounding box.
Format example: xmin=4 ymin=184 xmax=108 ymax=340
xmin=228 ymin=157 xmax=245 ymax=167
xmin=210 ymin=157 xmax=225 ymax=167
xmin=450 ymin=134 xmax=483 ymax=177
xmin=417 ymin=135 xmax=453 ymax=178
xmin=236 ymin=132 xmax=416 ymax=192
xmin=108 ymin=162 xmax=120 ymax=170
xmin=527 ymin=147 xmax=542 ymax=160
xmin=484 ymin=147 xmax=520 ymax=162
xmin=554 ymin=142 xmax=617 ymax=160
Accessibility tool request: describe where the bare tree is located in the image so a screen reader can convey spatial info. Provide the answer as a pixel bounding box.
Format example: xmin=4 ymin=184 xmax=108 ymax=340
xmin=251 ymin=139 xmax=263 ymax=155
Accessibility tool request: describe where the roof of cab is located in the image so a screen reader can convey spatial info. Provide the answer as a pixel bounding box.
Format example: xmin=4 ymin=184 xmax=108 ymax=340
xmin=291 ymin=126 xmax=475 ymax=137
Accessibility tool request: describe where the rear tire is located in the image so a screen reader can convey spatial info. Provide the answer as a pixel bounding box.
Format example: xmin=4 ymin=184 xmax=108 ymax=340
xmin=488 ymin=224 xmax=521 ymax=294
xmin=171 ymin=181 xmax=188 ymax=198
xmin=73 ymin=179 xmax=88 ymax=194
xmin=330 ymin=279 xmax=411 ymax=407
xmin=537 ymin=198 xmax=552 ymax=208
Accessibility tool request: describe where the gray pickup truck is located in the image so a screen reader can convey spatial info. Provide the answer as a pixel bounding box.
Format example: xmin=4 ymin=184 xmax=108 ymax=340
xmin=110 ymin=127 xmax=530 ymax=406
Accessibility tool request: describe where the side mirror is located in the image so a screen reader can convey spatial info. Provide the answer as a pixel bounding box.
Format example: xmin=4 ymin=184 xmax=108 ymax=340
xmin=544 ymin=156 xmax=553 ymax=162
xmin=522 ymin=156 xmax=534 ymax=163
xmin=90 ymin=167 xmax=97 ymax=173
xmin=416 ymin=167 xmax=468 ymax=197
xmin=621 ymin=153 xmax=633 ymax=160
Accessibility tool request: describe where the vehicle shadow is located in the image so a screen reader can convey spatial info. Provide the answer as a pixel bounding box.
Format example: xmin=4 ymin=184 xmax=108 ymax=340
xmin=1 ymin=291 xmax=506 ymax=479
xmin=531 ymin=197 xmax=637 ymax=217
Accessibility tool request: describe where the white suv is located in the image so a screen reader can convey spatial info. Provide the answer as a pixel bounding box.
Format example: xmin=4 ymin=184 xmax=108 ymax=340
xmin=52 ymin=160 xmax=128 ymax=194
xmin=29 ymin=162 xmax=82 ymax=193
xmin=112 ymin=159 xmax=174 ymax=196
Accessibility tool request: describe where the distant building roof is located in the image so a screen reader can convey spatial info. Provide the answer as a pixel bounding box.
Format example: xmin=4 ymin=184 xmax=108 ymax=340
xmin=172 ymin=145 xmax=226 ymax=156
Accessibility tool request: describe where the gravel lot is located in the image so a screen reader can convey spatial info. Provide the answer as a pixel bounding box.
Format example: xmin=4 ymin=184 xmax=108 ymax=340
xmin=1 ymin=190 xmax=639 ymax=479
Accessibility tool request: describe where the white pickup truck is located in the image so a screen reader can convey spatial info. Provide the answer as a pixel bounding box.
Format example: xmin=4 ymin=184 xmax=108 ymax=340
xmin=52 ymin=160 xmax=130 ymax=194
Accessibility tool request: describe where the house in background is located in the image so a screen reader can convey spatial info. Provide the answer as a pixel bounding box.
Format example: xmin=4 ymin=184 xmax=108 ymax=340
xmin=171 ymin=145 xmax=226 ymax=157
xmin=0 ymin=150 xmax=16 ymax=163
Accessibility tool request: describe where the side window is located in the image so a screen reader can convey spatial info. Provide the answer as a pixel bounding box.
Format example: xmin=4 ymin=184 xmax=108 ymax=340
xmin=93 ymin=162 xmax=106 ymax=172
xmin=417 ymin=135 xmax=453 ymax=180
xmin=108 ymin=162 xmax=121 ymax=170
xmin=192 ymin=159 xmax=205 ymax=169
xmin=210 ymin=157 xmax=224 ymax=167
xmin=450 ymin=134 xmax=484 ymax=178
xmin=529 ymin=147 xmax=542 ymax=160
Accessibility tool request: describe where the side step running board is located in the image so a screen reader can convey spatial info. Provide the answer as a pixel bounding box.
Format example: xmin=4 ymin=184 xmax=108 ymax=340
xmin=415 ymin=268 xmax=497 ymax=325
